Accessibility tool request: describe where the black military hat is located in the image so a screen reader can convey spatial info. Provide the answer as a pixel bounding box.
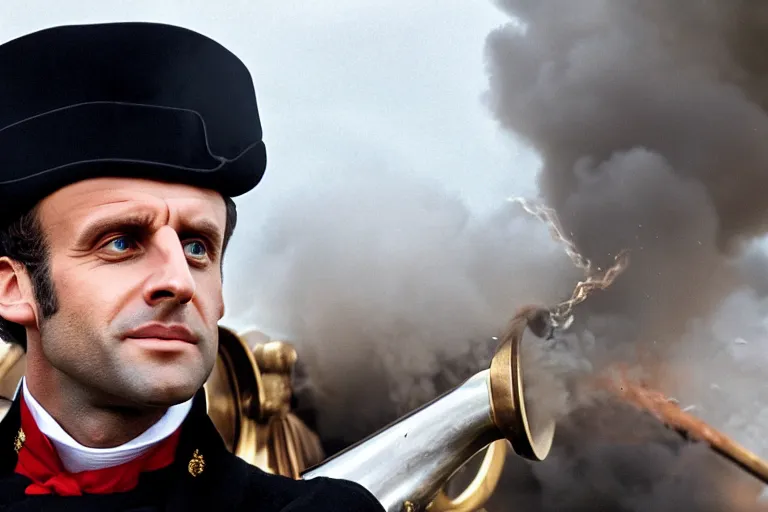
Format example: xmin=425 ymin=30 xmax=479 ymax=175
xmin=0 ymin=21 xmax=266 ymax=223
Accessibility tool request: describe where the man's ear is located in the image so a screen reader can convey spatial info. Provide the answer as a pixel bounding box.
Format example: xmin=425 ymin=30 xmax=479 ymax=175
xmin=0 ymin=257 xmax=37 ymax=327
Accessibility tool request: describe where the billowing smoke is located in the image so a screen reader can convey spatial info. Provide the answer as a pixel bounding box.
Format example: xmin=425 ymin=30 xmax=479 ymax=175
xmin=480 ymin=0 xmax=768 ymax=509
xmin=224 ymin=0 xmax=768 ymax=510
xmin=226 ymin=170 xmax=581 ymax=445
xmin=484 ymin=0 xmax=768 ymax=342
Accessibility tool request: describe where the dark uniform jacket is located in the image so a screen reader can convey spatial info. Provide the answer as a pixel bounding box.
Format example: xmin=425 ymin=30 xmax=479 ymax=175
xmin=0 ymin=390 xmax=384 ymax=512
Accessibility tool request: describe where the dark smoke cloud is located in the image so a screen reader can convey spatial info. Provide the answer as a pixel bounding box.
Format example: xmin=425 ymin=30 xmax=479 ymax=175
xmin=481 ymin=0 xmax=768 ymax=509
xmin=484 ymin=1 xmax=768 ymax=332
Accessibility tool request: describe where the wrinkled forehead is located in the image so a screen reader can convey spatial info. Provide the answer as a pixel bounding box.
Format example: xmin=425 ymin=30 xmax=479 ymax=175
xmin=36 ymin=177 xmax=226 ymax=237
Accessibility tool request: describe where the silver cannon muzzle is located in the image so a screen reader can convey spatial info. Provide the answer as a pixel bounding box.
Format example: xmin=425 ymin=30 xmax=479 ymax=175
xmin=302 ymin=306 xmax=558 ymax=512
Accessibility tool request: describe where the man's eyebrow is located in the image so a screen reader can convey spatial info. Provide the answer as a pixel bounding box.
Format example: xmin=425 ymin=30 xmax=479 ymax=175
xmin=73 ymin=212 xmax=225 ymax=250
xmin=178 ymin=218 xmax=224 ymax=249
xmin=75 ymin=212 xmax=156 ymax=246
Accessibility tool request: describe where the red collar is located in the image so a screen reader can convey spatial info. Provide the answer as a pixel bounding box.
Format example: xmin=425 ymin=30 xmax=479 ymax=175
xmin=14 ymin=396 xmax=181 ymax=496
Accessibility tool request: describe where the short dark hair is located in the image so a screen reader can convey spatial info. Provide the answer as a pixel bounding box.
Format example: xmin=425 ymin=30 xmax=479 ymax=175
xmin=0 ymin=195 xmax=238 ymax=348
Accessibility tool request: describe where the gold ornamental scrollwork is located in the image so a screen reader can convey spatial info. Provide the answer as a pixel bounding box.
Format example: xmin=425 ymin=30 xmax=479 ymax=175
xmin=204 ymin=327 xmax=324 ymax=479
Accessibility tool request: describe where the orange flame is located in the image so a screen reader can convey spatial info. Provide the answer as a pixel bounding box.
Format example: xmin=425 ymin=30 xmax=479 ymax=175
xmin=598 ymin=366 xmax=768 ymax=486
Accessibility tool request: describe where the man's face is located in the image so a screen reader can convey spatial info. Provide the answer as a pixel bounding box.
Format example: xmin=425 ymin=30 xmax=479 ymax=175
xmin=32 ymin=177 xmax=227 ymax=407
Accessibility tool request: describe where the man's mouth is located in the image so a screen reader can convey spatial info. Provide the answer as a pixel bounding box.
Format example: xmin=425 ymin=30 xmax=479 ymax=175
xmin=123 ymin=323 xmax=199 ymax=345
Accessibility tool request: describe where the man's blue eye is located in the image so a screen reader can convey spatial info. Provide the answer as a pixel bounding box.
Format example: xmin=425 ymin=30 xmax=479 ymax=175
xmin=107 ymin=236 xmax=133 ymax=252
xmin=184 ymin=241 xmax=207 ymax=258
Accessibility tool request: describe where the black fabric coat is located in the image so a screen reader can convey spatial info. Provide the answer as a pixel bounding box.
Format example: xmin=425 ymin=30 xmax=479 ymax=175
xmin=0 ymin=391 xmax=384 ymax=512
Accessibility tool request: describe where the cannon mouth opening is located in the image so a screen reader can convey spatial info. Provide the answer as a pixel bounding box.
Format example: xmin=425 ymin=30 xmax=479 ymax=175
xmin=489 ymin=306 xmax=557 ymax=461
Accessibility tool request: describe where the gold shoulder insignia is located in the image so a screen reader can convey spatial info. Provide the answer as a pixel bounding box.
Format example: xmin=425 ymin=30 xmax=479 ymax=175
xmin=188 ymin=449 xmax=205 ymax=477
xmin=13 ymin=428 xmax=25 ymax=453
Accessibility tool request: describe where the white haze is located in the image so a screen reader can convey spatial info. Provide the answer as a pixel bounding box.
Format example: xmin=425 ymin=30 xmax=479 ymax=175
xmin=673 ymin=285 xmax=768 ymax=462
xmin=225 ymin=168 xmax=581 ymax=441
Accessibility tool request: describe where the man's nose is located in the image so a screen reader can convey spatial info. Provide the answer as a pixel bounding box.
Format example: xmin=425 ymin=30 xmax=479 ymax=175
xmin=143 ymin=226 xmax=196 ymax=306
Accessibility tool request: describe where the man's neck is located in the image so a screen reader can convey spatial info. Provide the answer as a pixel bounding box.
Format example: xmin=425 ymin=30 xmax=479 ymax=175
xmin=23 ymin=363 xmax=167 ymax=448
xmin=21 ymin=377 xmax=194 ymax=473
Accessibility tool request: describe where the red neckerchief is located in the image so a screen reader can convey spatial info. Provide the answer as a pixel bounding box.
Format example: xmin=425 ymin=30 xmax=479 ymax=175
xmin=14 ymin=396 xmax=181 ymax=496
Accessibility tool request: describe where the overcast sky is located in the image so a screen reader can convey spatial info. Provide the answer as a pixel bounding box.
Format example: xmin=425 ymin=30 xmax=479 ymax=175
xmin=1 ymin=0 xmax=540 ymax=327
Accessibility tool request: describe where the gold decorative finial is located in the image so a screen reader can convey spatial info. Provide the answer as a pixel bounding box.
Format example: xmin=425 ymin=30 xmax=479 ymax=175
xmin=188 ymin=449 xmax=205 ymax=477
xmin=13 ymin=428 xmax=25 ymax=453
xmin=252 ymin=341 xmax=298 ymax=374
xmin=252 ymin=341 xmax=298 ymax=417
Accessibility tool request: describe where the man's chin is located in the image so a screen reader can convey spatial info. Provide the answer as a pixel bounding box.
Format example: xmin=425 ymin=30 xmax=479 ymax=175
xmin=140 ymin=382 xmax=202 ymax=407
xmin=122 ymin=351 xmax=212 ymax=401
xmin=120 ymin=374 xmax=206 ymax=409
